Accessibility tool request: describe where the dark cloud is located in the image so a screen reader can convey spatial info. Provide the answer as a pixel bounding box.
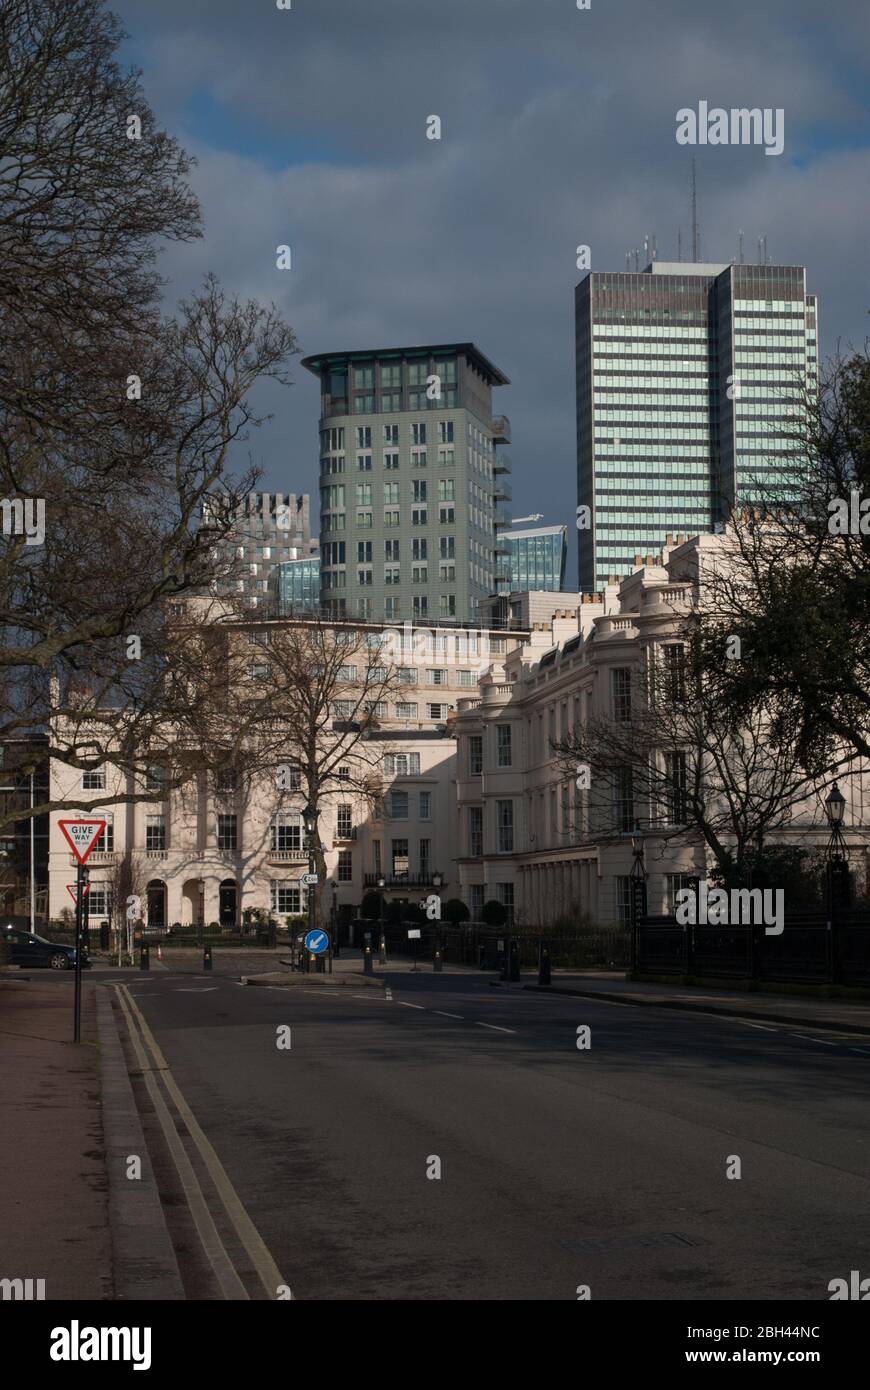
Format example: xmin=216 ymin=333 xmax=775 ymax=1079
xmin=110 ymin=0 xmax=870 ymax=585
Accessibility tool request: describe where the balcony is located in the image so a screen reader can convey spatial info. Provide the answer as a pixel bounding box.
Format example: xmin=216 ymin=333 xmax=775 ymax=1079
xmin=364 ymin=871 xmax=445 ymax=889
xmin=493 ymin=449 xmax=511 ymax=474
xmin=145 ymin=849 xmax=169 ymax=860
xmin=333 ymin=827 xmax=358 ymax=843
xmin=70 ymin=850 xmax=118 ymax=866
xmin=493 ymin=505 xmax=512 ymax=530
xmin=493 ymin=476 xmax=512 ymax=503
xmin=266 ymin=848 xmax=308 ymax=864
xmin=491 ymin=415 xmax=511 ymax=444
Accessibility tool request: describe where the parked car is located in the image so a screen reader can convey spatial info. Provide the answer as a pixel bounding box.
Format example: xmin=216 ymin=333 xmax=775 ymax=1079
xmin=1 ymin=926 xmax=87 ymax=971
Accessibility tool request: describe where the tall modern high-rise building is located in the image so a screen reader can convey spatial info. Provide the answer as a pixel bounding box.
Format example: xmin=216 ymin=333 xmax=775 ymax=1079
xmin=502 ymin=524 xmax=567 ymax=593
xmin=575 ymin=262 xmax=818 ymax=592
xmin=210 ymin=492 xmax=319 ymax=609
xmin=302 ymin=343 xmax=511 ymax=624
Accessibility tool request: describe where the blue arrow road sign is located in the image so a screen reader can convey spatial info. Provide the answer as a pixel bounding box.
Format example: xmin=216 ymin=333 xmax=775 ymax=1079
xmin=304 ymin=929 xmax=329 ymax=956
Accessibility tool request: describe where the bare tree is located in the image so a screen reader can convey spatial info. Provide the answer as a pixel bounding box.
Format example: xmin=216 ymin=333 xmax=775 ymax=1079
xmin=554 ymin=623 xmax=836 ymax=887
xmin=0 ymin=1 xmax=298 ymax=829
xmin=214 ymin=616 xmax=405 ymax=925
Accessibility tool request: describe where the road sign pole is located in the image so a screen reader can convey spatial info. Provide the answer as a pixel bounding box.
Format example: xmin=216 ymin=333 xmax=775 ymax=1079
xmin=73 ymin=863 xmax=84 ymax=1043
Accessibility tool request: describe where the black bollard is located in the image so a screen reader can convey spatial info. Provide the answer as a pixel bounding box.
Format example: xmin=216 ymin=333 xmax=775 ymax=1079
xmin=363 ymin=946 xmax=373 ymax=975
xmin=433 ymin=949 xmax=443 ymax=973
xmin=203 ymin=945 xmax=212 ymax=973
xmin=140 ymin=943 xmax=150 ymax=971
xmin=538 ymin=942 xmax=551 ymax=986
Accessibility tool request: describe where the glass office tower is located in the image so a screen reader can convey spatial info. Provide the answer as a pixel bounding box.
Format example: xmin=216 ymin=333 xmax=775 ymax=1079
xmin=500 ymin=525 xmax=567 ymax=593
xmin=303 ymin=343 xmax=511 ymax=624
xmin=575 ymin=262 xmax=817 ymax=592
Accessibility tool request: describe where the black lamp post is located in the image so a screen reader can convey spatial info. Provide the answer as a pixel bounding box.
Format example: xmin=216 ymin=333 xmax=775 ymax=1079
xmin=377 ymin=874 xmax=387 ymax=964
xmin=629 ymin=827 xmax=647 ymax=974
xmin=824 ymin=783 xmax=849 ymax=978
xmin=303 ymin=801 xmax=318 ymax=970
xmin=431 ymin=871 xmax=443 ymax=966
xmin=197 ymin=877 xmax=205 ymax=947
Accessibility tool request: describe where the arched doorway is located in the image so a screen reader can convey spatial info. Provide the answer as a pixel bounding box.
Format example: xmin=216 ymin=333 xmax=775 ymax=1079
xmin=219 ymin=879 xmax=238 ymax=929
xmin=181 ymin=880 xmax=203 ymax=927
xmin=146 ymin=880 xmax=166 ymax=928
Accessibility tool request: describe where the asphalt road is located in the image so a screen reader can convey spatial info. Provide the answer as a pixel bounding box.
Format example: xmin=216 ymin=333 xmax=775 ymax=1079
xmin=45 ymin=961 xmax=870 ymax=1299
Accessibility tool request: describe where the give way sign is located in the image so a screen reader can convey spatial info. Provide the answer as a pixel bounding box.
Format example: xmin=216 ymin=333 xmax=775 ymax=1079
xmin=58 ymin=819 xmax=107 ymax=865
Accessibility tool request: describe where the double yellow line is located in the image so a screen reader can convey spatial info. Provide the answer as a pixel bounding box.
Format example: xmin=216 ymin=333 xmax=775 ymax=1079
xmin=115 ymin=983 xmax=289 ymax=1301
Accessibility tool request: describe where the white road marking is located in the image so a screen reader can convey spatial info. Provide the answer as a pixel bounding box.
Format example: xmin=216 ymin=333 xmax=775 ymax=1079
xmin=790 ymin=1034 xmax=838 ymax=1046
xmin=433 ymin=1010 xmax=464 ymax=1019
xmin=174 ymin=987 xmax=218 ymax=992
xmin=399 ymin=1002 xmax=426 ymax=1010
xmin=475 ymin=1021 xmax=516 ymax=1034
xmin=849 ymin=1047 xmax=870 ymax=1055
xmin=737 ymin=1021 xmax=779 ymax=1032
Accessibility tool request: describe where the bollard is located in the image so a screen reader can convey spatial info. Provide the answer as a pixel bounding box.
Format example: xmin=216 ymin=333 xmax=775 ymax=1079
xmin=140 ymin=943 xmax=150 ymax=971
xmin=363 ymin=946 xmax=373 ymax=976
xmin=379 ymin=935 xmax=387 ymax=965
xmin=433 ymin=950 xmax=442 ymax=973
xmin=156 ymin=942 xmax=164 ymax=962
xmin=203 ymin=945 xmax=212 ymax=972
xmin=538 ymin=943 xmax=551 ymax=987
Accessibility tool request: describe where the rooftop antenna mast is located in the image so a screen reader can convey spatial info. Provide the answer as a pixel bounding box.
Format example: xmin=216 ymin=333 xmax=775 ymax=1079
xmin=691 ymin=156 xmax=700 ymax=261
xmin=738 ymin=228 xmax=744 ymax=264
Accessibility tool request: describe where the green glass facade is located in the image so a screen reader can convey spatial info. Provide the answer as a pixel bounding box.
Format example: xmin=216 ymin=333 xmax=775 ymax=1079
xmin=575 ymin=262 xmax=817 ymax=592
xmin=303 ymin=344 xmax=511 ymax=625
xmin=501 ymin=526 xmax=567 ymax=593
xmin=267 ymin=557 xmax=321 ymax=613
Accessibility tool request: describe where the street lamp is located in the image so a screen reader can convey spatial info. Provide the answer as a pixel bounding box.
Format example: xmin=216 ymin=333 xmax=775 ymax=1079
xmin=197 ymin=877 xmax=205 ymax=947
xmin=303 ymin=801 xmax=318 ymax=971
xmin=824 ymin=784 xmax=849 ymax=976
xmin=377 ymin=874 xmax=387 ymax=964
xmin=629 ymin=827 xmax=647 ymax=974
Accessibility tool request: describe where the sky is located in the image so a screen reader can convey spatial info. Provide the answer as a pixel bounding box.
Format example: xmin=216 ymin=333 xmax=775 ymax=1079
xmin=112 ymin=0 xmax=870 ymax=588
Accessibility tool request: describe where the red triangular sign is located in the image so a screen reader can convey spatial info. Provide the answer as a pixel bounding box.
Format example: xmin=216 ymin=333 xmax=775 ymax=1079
xmin=59 ymin=819 xmax=107 ymax=865
xmin=67 ymin=882 xmax=91 ymax=903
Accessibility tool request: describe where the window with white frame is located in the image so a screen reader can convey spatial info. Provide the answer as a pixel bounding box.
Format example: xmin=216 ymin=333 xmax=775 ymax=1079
xmin=469 ymin=805 xmax=483 ymax=857
xmin=427 ymin=703 xmax=448 ymax=720
xmin=496 ymin=799 xmax=514 ymax=853
xmin=271 ymin=882 xmax=301 ymax=915
xmin=419 ymin=791 xmax=431 ymax=820
xmin=419 ymin=838 xmax=431 ymax=877
xmin=468 ymin=735 xmax=483 ymax=774
xmin=337 ymin=849 xmax=353 ymax=882
xmin=496 ymin=723 xmax=512 ymax=767
xmin=388 ymin=791 xmax=409 ymax=819
xmin=271 ymin=811 xmax=302 ymax=852
xmin=82 ymin=768 xmax=106 ymax=790
xmin=94 ymin=813 xmax=113 ymax=853
xmin=217 ymin=814 xmax=237 ymax=851
xmin=395 ymin=702 xmax=418 ymax=720
xmin=470 ymin=884 xmax=484 ymax=918
xmin=383 ymin=752 xmax=420 ymax=776
xmin=336 ymin=804 xmax=353 ymax=838
xmin=145 ymin=814 xmax=166 ymax=851
xmin=611 ymin=668 xmax=632 ymax=722
xmin=87 ymin=885 xmax=111 ymax=917
xmin=426 ymin=668 xmax=446 ymax=686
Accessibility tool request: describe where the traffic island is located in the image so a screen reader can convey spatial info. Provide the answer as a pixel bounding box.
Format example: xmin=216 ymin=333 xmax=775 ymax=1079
xmin=240 ymin=969 xmax=385 ymax=990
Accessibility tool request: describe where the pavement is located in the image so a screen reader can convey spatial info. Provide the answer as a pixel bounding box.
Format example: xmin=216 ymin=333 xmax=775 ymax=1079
xmin=0 ymin=977 xmax=112 ymax=1300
